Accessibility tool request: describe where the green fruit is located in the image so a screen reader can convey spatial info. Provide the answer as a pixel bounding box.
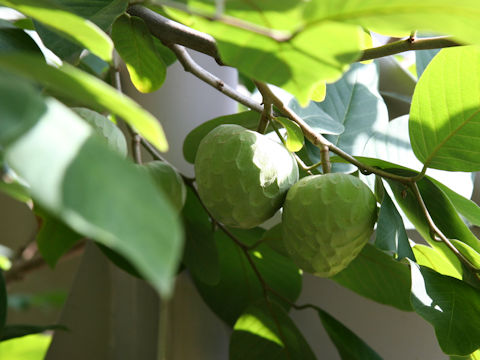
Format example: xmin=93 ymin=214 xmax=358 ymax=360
xmin=195 ymin=124 xmax=299 ymax=229
xmin=282 ymin=173 xmax=377 ymax=277
xmin=142 ymin=161 xmax=187 ymax=212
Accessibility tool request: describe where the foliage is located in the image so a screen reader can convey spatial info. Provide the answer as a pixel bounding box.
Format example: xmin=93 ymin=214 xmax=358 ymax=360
xmin=1 ymin=0 xmax=480 ymax=358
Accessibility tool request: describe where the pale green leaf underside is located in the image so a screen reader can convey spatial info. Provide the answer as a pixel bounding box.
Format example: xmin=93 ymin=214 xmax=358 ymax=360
xmin=3 ymin=98 xmax=182 ymax=295
xmin=0 ymin=0 xmax=113 ymax=62
xmin=0 ymin=53 xmax=168 ymax=152
xmin=410 ymin=46 xmax=480 ymax=171
xmin=111 ymin=14 xmax=166 ymax=93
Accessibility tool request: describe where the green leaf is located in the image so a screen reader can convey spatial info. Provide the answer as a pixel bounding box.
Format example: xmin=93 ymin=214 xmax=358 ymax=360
xmin=412 ymin=244 xmax=462 ymax=279
xmin=289 ymin=98 xmax=345 ymax=136
xmin=332 ymin=243 xmax=413 ymax=311
xmin=275 ymin=117 xmax=304 ymax=152
xmin=450 ymin=240 xmax=480 ymax=270
xmin=182 ymin=187 xmax=220 ymax=286
xmin=451 ymin=349 xmax=480 ymax=360
xmin=0 ymin=0 xmax=113 ymax=62
xmin=317 ymin=308 xmax=382 ymax=360
xmin=0 ymin=25 xmax=41 ymax=54
xmin=183 ymin=111 xmax=259 ymax=163
xmin=409 ymin=262 xmax=480 ymax=355
xmin=2 ymin=95 xmax=183 ymax=295
xmin=431 ymin=178 xmax=480 ymax=227
xmin=305 ymin=62 xmax=389 ymax=172
xmin=34 ymin=0 xmax=127 ymax=62
xmin=0 ymin=53 xmax=168 ymax=152
xmin=230 ymin=300 xmax=316 ymax=360
xmin=1 ymin=324 xmax=67 ymax=341
xmin=410 ymin=46 xmax=480 ymax=171
xmin=111 ymin=14 xmax=166 ymax=93
xmin=35 ymin=209 xmax=82 ymax=268
xmin=260 ymin=223 xmax=289 ymax=258
xmin=375 ymin=192 xmax=415 ymax=261
xmin=168 ymin=8 xmax=362 ymax=105
xmin=0 ymin=271 xmax=5 ymax=337
xmin=193 ymin=228 xmax=302 ymax=326
xmin=305 ymin=1 xmax=480 ymax=45
xmin=0 ymin=334 xmax=51 ymax=359
xmin=72 ymin=108 xmax=128 ymax=157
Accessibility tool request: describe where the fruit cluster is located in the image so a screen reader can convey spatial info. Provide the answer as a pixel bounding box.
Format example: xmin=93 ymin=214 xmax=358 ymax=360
xmin=194 ymin=124 xmax=378 ymax=277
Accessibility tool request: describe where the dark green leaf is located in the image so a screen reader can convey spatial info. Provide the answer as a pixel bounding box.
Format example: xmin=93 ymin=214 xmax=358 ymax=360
xmin=72 ymin=108 xmax=127 ymax=157
xmin=230 ymin=300 xmax=316 ymax=360
xmin=1 ymin=324 xmax=67 ymax=341
xmin=35 ymin=209 xmax=82 ymax=268
xmin=2 ymin=97 xmax=183 ymax=295
xmin=410 ymin=262 xmax=480 ymax=355
xmin=431 ymin=178 xmax=480 ymax=227
xmin=317 ymin=308 xmax=382 ymax=360
xmin=111 ymin=14 xmax=166 ymax=93
xmin=261 ymin=223 xmax=289 ymax=258
xmin=194 ymin=228 xmax=302 ymax=326
xmin=450 ymin=349 xmax=480 ymax=360
xmin=0 ymin=53 xmax=168 ymax=152
xmin=183 ymin=111 xmax=259 ymax=163
xmin=0 ymin=0 xmax=113 ymax=62
xmin=0 ymin=26 xmax=41 ymax=54
xmin=375 ymin=192 xmax=415 ymax=261
xmin=410 ymin=46 xmax=480 ymax=171
xmin=182 ymin=187 xmax=220 ymax=286
xmin=332 ymin=243 xmax=413 ymax=311
xmin=34 ymin=0 xmax=127 ymax=62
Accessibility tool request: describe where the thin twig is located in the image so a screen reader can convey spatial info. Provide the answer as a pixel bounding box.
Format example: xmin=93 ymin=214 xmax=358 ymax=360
xmin=410 ymin=182 xmax=480 ymax=273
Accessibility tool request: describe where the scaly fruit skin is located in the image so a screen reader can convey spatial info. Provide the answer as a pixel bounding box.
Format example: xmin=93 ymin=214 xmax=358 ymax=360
xmin=282 ymin=173 xmax=377 ymax=277
xmin=142 ymin=161 xmax=187 ymax=212
xmin=195 ymin=124 xmax=299 ymax=229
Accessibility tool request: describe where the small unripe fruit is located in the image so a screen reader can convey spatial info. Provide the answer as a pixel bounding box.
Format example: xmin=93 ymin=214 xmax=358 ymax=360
xmin=282 ymin=173 xmax=377 ymax=277
xmin=195 ymin=124 xmax=299 ymax=229
xmin=142 ymin=161 xmax=186 ymax=212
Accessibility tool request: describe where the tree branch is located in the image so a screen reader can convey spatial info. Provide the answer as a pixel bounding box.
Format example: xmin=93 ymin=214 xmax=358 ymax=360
xmin=127 ymin=4 xmax=222 ymax=64
xmin=359 ymin=36 xmax=460 ymax=62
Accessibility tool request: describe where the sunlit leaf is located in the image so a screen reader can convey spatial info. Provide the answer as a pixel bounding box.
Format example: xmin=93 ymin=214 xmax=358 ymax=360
xmin=0 ymin=334 xmax=51 ymax=359
xmin=276 ymin=117 xmax=304 ymax=152
xmin=230 ymin=300 xmax=316 ymax=360
xmin=0 ymin=53 xmax=168 ymax=152
xmin=0 ymin=0 xmax=113 ymax=62
xmin=410 ymin=46 xmax=480 ymax=171
xmin=412 ymin=244 xmax=462 ymax=279
xmin=111 ymin=14 xmax=166 ymax=93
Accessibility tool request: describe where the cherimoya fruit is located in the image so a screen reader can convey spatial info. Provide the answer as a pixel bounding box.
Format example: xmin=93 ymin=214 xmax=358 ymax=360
xmin=282 ymin=173 xmax=377 ymax=277
xmin=195 ymin=124 xmax=299 ymax=228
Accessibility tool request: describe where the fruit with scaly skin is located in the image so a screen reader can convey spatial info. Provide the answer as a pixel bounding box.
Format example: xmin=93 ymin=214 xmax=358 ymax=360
xmin=282 ymin=173 xmax=377 ymax=277
xmin=195 ymin=124 xmax=299 ymax=229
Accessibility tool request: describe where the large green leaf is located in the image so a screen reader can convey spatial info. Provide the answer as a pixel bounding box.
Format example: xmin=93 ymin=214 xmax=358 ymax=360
xmin=317 ymin=308 xmax=382 ymax=360
xmin=36 ymin=209 xmax=82 ymax=268
xmin=182 ymin=187 xmax=220 ymax=286
xmin=410 ymin=46 xmax=480 ymax=171
xmin=230 ymin=300 xmax=316 ymax=360
xmin=0 ymin=334 xmax=51 ymax=359
xmin=0 ymin=0 xmax=113 ymax=62
xmin=166 ymin=6 xmax=362 ymax=105
xmin=193 ymin=228 xmax=302 ymax=326
xmin=332 ymin=243 xmax=413 ymax=311
xmin=0 ymin=22 xmax=41 ymax=54
xmin=305 ymin=0 xmax=480 ymax=45
xmin=410 ymin=262 xmax=480 ymax=355
xmin=0 ymin=53 xmax=168 ymax=152
xmin=111 ymin=14 xmax=166 ymax=93
xmin=1 ymin=90 xmax=183 ymax=295
xmin=183 ymin=111 xmax=259 ymax=164
xmin=375 ymin=192 xmax=415 ymax=261
xmin=35 ymin=0 xmax=127 ymax=61
xmin=305 ymin=62 xmax=389 ymax=172
xmin=412 ymin=244 xmax=462 ymax=279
